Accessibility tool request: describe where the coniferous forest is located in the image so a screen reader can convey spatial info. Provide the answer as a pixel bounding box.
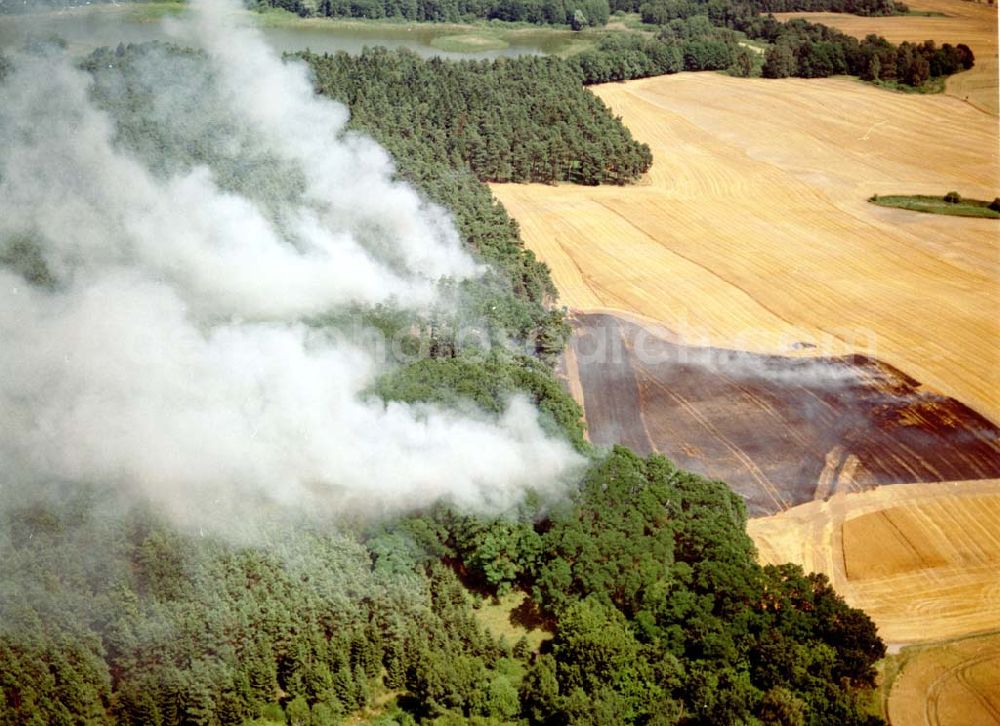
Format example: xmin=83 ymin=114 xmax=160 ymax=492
xmin=0 ymin=41 xmax=891 ymax=726
xmin=303 ymin=50 xmax=653 ymax=186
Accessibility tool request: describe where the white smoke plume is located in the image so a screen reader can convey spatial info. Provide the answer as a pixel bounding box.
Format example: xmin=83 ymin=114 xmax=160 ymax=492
xmin=0 ymin=0 xmax=582 ymax=533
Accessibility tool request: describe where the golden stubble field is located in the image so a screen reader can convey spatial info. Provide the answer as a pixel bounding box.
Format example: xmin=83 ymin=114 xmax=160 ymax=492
xmin=491 ymin=70 xmax=999 ymax=423
xmin=777 ymin=0 xmax=999 ymax=115
xmin=749 ymin=482 xmax=1000 ymax=724
xmin=748 ymin=481 xmax=1000 ymax=644
xmin=886 ymin=633 xmax=1000 ymax=725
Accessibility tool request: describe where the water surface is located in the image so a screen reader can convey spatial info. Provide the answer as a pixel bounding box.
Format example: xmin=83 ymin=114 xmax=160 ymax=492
xmin=0 ymin=6 xmax=568 ymax=59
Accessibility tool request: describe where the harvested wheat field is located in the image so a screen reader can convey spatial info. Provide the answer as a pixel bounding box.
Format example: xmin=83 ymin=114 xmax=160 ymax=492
xmin=570 ymin=312 xmax=1000 ymax=515
xmin=887 ymin=633 xmax=1000 ymax=725
xmin=491 ymin=72 xmax=1000 ymax=422
xmin=748 ymin=480 xmax=1000 ymax=644
xmin=777 ymin=0 xmax=998 ymax=115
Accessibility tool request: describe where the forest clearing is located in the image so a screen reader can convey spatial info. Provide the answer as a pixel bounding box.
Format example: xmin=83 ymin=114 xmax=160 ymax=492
xmin=490 ymin=68 xmax=999 ymax=423
xmin=776 ymin=0 xmax=998 ymax=115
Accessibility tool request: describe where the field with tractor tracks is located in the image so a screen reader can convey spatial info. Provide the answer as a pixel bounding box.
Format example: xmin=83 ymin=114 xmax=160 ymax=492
xmin=565 ymin=313 xmax=1000 ymax=515
xmin=491 ymin=71 xmax=999 ymax=423
xmin=885 ymin=633 xmax=1000 ymax=725
xmin=748 ymin=480 xmax=1000 ymax=644
xmin=749 ymin=482 xmax=1000 ymax=724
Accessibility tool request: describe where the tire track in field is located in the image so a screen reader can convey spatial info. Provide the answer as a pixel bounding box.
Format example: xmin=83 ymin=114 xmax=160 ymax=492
xmin=925 ymin=653 xmax=1000 ymax=725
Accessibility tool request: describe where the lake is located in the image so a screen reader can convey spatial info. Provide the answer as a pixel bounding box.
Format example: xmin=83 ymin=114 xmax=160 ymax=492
xmin=0 ymin=5 xmax=577 ymax=59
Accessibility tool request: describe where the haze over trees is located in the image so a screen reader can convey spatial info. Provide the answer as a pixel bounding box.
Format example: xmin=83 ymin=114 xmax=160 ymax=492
xmin=253 ymin=0 xmax=613 ymax=25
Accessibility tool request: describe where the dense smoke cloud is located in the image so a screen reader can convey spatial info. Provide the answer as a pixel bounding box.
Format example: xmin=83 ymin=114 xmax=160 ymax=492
xmin=0 ymin=0 xmax=581 ymax=533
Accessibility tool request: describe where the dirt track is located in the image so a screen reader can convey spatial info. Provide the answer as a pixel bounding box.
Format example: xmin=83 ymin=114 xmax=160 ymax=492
xmin=572 ymin=312 xmax=1000 ymax=514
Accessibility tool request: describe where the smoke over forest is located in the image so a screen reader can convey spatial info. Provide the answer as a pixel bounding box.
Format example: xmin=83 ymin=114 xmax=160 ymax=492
xmin=0 ymin=2 xmax=909 ymax=723
xmin=0 ymin=0 xmax=581 ymax=533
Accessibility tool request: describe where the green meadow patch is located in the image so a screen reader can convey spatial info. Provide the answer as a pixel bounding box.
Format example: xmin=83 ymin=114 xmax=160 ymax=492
xmin=870 ymin=193 xmax=1000 ymax=219
xmin=868 ymin=76 xmax=946 ymax=95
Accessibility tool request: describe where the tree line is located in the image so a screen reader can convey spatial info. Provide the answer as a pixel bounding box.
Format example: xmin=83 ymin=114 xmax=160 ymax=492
xmin=755 ymin=18 xmax=974 ymax=82
xmin=6 ymin=0 xmax=972 ymax=91
xmin=297 ymin=46 xmax=652 ymax=353
xmin=570 ymin=16 xmax=749 ymax=82
xmin=302 ymin=49 xmax=652 ymax=188
xmin=255 ymin=0 xmax=612 ymax=27
xmin=569 ymin=0 xmax=974 ymax=86
xmin=255 ymin=0 xmax=908 ymax=24
xmin=736 ymin=0 xmax=905 ymax=16
xmin=0 ymin=0 xmax=915 ymax=22
xmin=0 ymin=450 xmax=886 ymax=724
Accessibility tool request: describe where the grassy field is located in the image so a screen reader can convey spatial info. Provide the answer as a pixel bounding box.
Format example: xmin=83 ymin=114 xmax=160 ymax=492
xmin=748 ymin=480 xmax=1000 ymax=644
xmin=491 ymin=71 xmax=1000 ymax=423
xmin=869 ymin=74 xmax=947 ymax=95
xmin=123 ymin=1 xmax=187 ymax=22
xmin=471 ymin=591 xmax=551 ymax=653
xmin=871 ymin=193 xmax=1000 ymax=218
xmin=775 ymin=0 xmax=999 ymax=115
